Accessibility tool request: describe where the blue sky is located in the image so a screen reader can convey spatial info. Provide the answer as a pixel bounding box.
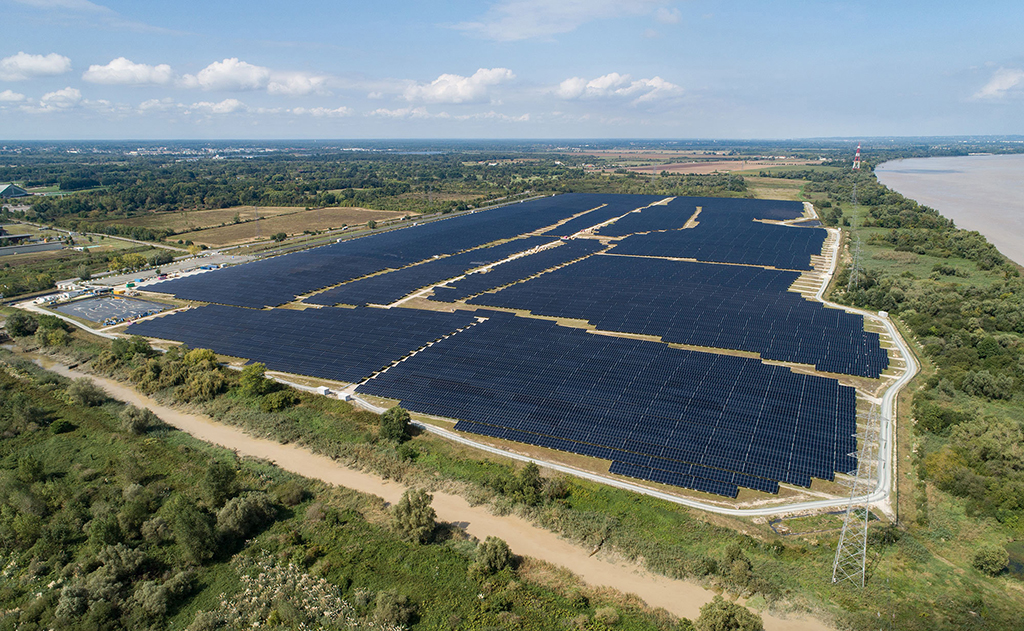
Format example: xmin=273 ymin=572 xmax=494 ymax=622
xmin=1 ymin=0 xmax=1022 ymax=139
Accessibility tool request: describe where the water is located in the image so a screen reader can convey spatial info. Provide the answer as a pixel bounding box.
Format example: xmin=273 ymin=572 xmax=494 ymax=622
xmin=875 ymin=154 xmax=1024 ymax=266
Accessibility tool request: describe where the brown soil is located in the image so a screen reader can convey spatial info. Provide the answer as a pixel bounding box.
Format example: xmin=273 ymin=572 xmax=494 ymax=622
xmin=626 ymin=160 xmax=817 ymax=175
xmin=174 ymin=207 xmax=406 ymax=247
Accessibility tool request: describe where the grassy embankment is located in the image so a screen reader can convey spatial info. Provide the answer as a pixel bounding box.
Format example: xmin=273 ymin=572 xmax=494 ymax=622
xmin=0 ymin=344 xmax=700 ymax=631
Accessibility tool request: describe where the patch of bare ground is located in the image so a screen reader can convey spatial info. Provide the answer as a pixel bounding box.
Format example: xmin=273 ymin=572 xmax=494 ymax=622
xmin=176 ymin=207 xmax=406 ymax=247
xmin=626 ymin=160 xmax=817 ymax=175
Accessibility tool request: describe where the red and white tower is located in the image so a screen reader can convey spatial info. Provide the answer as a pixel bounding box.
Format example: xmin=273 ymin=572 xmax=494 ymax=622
xmin=852 ymin=143 xmax=862 ymax=170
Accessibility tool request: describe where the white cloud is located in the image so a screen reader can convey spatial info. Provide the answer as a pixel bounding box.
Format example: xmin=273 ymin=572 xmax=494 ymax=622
xmin=404 ymin=68 xmax=515 ymax=104
xmin=83 ymin=57 xmax=174 ymax=85
xmin=181 ymin=58 xmax=271 ymax=91
xmin=0 ymin=52 xmax=72 ymax=80
xmin=454 ymin=110 xmax=530 ymax=122
xmin=456 ymin=0 xmax=670 ymax=41
xmin=268 ymin=73 xmax=330 ymax=96
xmin=555 ymin=72 xmax=681 ymax=104
xmin=22 ymin=86 xmax=83 ymax=113
xmin=370 ymin=106 xmax=437 ymax=119
xmin=188 ymin=98 xmax=248 ymax=114
xmin=138 ymin=97 xmax=181 ymax=112
xmin=0 ymin=89 xmax=27 ymax=102
xmin=974 ymin=67 xmax=1024 ymax=99
xmin=291 ymin=106 xmax=352 ymax=117
xmin=655 ymin=7 xmax=681 ymax=24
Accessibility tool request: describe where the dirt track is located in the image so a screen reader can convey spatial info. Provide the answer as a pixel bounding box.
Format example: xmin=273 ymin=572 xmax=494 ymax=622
xmin=44 ymin=362 xmax=830 ymax=631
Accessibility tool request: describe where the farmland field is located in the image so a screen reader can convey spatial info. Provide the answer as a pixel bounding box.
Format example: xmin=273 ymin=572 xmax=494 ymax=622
xmin=172 ymin=206 xmax=407 ymax=247
xmin=95 ymin=206 xmax=316 ymax=233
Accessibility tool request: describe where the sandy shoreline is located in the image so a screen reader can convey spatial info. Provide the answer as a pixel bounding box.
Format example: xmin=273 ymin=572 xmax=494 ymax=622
xmin=39 ymin=360 xmax=830 ymax=631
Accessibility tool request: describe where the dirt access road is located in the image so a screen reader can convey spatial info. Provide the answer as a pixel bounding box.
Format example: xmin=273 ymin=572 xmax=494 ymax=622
xmin=44 ymin=361 xmax=830 ymax=631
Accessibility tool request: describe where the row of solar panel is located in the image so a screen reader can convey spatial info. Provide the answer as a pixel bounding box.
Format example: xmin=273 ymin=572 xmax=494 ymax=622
xmin=429 ymin=239 xmax=605 ymax=303
xmin=126 ymin=304 xmax=478 ymax=383
xmin=597 ymin=196 xmax=806 ymax=237
xmin=147 ymin=194 xmax=610 ymax=308
xmin=356 ymin=312 xmax=858 ymax=495
xmin=304 ymin=236 xmax=556 ymax=306
xmin=467 ymin=255 xmax=889 ymax=377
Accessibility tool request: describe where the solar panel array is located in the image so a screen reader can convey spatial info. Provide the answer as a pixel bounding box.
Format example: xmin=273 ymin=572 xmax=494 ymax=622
xmin=544 ymin=194 xmax=666 ymax=236
xmin=599 ymin=196 xmax=824 ymax=271
xmin=429 ymin=239 xmax=605 ymax=303
xmin=147 ymin=195 xmax=604 ymax=308
xmin=126 ymin=304 xmax=477 ymax=384
xmin=305 ymin=236 xmax=555 ymax=306
xmin=357 ymin=312 xmax=858 ymax=497
xmin=468 ymin=254 xmax=888 ymax=377
xmin=126 ymin=193 xmax=876 ymax=497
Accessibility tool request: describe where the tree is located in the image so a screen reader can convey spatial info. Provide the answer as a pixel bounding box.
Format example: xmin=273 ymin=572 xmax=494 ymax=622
xmin=201 ymin=460 xmax=237 ymax=508
xmin=379 ymin=406 xmax=411 ymax=443
xmin=75 ymin=264 xmax=91 ymax=281
xmin=5 ymin=311 xmax=38 ymax=336
xmin=239 ymin=362 xmax=271 ymax=396
xmin=973 ymin=545 xmax=1009 ymax=575
xmin=391 ymin=488 xmax=435 ymax=544
xmin=167 ymin=495 xmax=216 ymax=565
xmin=695 ymin=596 xmax=763 ymax=631
xmin=367 ymin=220 xmax=377 ymax=229
xmin=272 ymin=232 xmax=287 ymax=242
xmin=469 ymin=536 xmax=514 ymax=580
xmin=149 ymin=250 xmax=174 ymax=266
xmin=67 ymin=377 xmax=106 ymax=406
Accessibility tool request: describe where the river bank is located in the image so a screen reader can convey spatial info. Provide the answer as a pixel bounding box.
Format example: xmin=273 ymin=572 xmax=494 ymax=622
xmin=876 ymin=154 xmax=1024 ymax=266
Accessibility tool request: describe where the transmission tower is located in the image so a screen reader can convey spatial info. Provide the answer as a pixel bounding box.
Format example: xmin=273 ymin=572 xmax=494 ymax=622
xmin=847 ymin=235 xmax=862 ymax=293
xmin=852 ymin=143 xmax=862 ymax=170
xmin=832 ymin=404 xmax=881 ymax=587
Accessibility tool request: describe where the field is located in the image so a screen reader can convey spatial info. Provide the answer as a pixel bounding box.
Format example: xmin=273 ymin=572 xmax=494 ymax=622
xmin=172 ymin=207 xmax=407 ymax=247
xmin=95 ymin=206 xmax=305 ymax=233
xmin=626 ymin=160 xmax=820 ymax=175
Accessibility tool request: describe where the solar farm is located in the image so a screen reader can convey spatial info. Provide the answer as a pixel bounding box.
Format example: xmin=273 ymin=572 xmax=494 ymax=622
xmin=128 ymin=193 xmax=894 ymax=501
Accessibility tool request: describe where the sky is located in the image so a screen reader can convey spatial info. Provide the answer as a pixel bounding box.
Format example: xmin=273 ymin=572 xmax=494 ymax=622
xmin=0 ymin=0 xmax=1022 ymax=140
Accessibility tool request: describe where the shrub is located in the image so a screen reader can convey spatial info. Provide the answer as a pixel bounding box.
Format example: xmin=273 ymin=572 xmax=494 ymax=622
xmin=167 ymin=495 xmax=216 ymax=565
xmin=201 ymin=460 xmax=237 ymax=507
xmin=594 ymin=606 xmax=620 ymax=625
xmin=373 ymin=589 xmax=416 ymax=627
xmin=51 ymin=418 xmax=75 ymax=434
xmin=379 ymin=406 xmax=410 ymax=443
xmin=132 ymin=581 xmax=168 ymax=617
xmin=66 ymin=377 xmax=106 ymax=406
xmin=973 ymin=544 xmax=1009 ymax=575
xmin=392 ymin=488 xmax=435 ymax=544
xmin=216 ymin=491 xmax=277 ymax=540
xmin=468 ymin=536 xmax=514 ymax=580
xmin=696 ymin=596 xmax=762 ymax=631
xmin=272 ymin=232 xmax=287 ymax=242
xmin=5 ymin=311 xmax=38 ymax=336
xmin=259 ymin=390 xmax=298 ymax=412
xmin=273 ymin=480 xmax=309 ymax=506
xmin=121 ymin=405 xmax=161 ymax=434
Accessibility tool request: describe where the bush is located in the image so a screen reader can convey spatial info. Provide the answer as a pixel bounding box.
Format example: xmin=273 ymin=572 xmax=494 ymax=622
xmin=973 ymin=544 xmax=1009 ymax=575
xmin=201 ymin=460 xmax=237 ymax=507
xmin=272 ymin=232 xmax=287 ymax=242
xmin=468 ymin=536 xmax=514 ymax=580
xmin=594 ymin=606 xmax=620 ymax=625
xmin=216 ymin=491 xmax=277 ymax=540
xmin=373 ymin=589 xmax=416 ymax=627
xmin=5 ymin=311 xmax=38 ymax=336
xmin=121 ymin=405 xmax=161 ymax=434
xmin=51 ymin=418 xmax=75 ymax=434
xmin=391 ymin=488 xmax=435 ymax=544
xmin=167 ymin=495 xmax=216 ymax=564
xmin=66 ymin=377 xmax=106 ymax=406
xmin=259 ymin=390 xmax=298 ymax=412
xmin=379 ymin=406 xmax=410 ymax=443
xmin=696 ymin=596 xmax=763 ymax=631
xmin=239 ymin=362 xmax=271 ymax=396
